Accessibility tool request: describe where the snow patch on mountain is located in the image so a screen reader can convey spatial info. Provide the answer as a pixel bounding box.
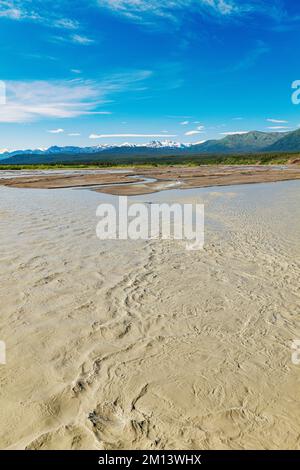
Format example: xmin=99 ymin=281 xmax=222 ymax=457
xmin=1 ymin=140 xmax=192 ymax=157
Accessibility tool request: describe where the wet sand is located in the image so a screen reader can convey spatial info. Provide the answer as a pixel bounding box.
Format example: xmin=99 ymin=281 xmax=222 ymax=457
xmin=1 ymin=165 xmax=300 ymax=195
xmin=96 ymin=165 xmax=300 ymax=195
xmin=0 ymin=180 xmax=300 ymax=449
xmin=0 ymin=171 xmax=142 ymax=189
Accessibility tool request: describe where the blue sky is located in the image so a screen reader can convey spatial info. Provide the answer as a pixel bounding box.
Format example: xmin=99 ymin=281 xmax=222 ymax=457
xmin=0 ymin=0 xmax=300 ymax=150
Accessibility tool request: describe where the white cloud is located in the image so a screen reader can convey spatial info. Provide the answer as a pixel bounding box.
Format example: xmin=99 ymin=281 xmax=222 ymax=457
xmin=267 ymin=118 xmax=288 ymax=123
xmin=0 ymin=80 xmax=107 ymax=122
xmin=267 ymin=126 xmax=290 ymax=130
xmin=48 ymin=128 xmax=64 ymax=134
xmin=180 ymin=120 xmax=189 ymax=125
xmin=185 ymin=130 xmax=202 ymax=136
xmin=184 ymin=126 xmax=205 ymax=136
xmin=98 ymin=0 xmax=278 ymax=24
xmin=71 ymin=34 xmax=95 ymax=45
xmin=0 ymin=72 xmax=151 ymax=123
xmin=90 ymin=133 xmax=177 ymax=139
xmin=0 ymin=0 xmax=285 ymax=32
xmin=51 ymin=34 xmax=95 ymax=46
xmin=99 ymin=0 xmax=239 ymax=22
xmin=54 ymin=18 xmax=79 ymax=30
xmin=220 ymin=131 xmax=249 ymax=135
xmin=68 ymin=133 xmax=81 ymax=136
xmin=0 ymin=1 xmax=76 ymax=28
xmin=0 ymin=7 xmax=22 ymax=20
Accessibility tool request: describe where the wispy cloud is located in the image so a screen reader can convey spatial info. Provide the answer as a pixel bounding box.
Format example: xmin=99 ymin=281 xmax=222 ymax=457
xmin=0 ymin=0 xmax=286 ymax=33
xmin=267 ymin=118 xmax=288 ymax=123
xmin=71 ymin=34 xmax=95 ymax=45
xmin=54 ymin=18 xmax=79 ymax=30
xmin=267 ymin=126 xmax=290 ymax=130
xmin=48 ymin=128 xmax=64 ymax=134
xmin=99 ymin=0 xmax=239 ymax=22
xmin=180 ymin=120 xmax=189 ymax=125
xmin=0 ymin=71 xmax=152 ymax=123
xmin=0 ymin=80 xmax=108 ymax=123
xmin=231 ymin=40 xmax=269 ymax=72
xmin=98 ymin=0 xmax=281 ymax=25
xmin=220 ymin=131 xmax=249 ymax=135
xmin=89 ymin=133 xmax=177 ymax=139
xmin=185 ymin=125 xmax=205 ymax=136
xmin=185 ymin=130 xmax=203 ymax=136
xmin=0 ymin=1 xmax=75 ymax=28
xmin=0 ymin=6 xmax=22 ymax=20
xmin=68 ymin=133 xmax=81 ymax=136
xmin=51 ymin=34 xmax=95 ymax=46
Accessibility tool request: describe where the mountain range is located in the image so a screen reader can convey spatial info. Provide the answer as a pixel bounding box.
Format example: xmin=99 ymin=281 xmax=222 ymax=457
xmin=1 ymin=130 xmax=300 ymax=165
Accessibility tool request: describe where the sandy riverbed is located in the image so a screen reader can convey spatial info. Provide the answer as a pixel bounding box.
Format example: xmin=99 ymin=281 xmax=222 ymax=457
xmin=1 ymin=165 xmax=300 ymax=195
xmin=0 ymin=180 xmax=299 ymax=449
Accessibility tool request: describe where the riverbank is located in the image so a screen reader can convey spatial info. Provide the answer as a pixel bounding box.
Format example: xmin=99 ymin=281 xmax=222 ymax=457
xmin=1 ymin=165 xmax=300 ymax=196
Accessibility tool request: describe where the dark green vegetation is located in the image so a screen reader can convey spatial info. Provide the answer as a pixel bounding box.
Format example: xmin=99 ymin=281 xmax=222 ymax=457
xmin=196 ymin=130 xmax=289 ymax=153
xmin=0 ymin=151 xmax=298 ymax=170
xmin=267 ymin=128 xmax=300 ymax=152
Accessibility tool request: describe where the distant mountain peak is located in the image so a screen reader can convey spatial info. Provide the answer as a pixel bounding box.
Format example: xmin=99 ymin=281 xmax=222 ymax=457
xmin=0 ymin=140 xmax=189 ymax=158
xmin=1 ymin=129 xmax=300 ymax=164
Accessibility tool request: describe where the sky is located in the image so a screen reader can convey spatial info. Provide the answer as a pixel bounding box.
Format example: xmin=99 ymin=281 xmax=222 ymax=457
xmin=1 ymin=0 xmax=300 ymax=150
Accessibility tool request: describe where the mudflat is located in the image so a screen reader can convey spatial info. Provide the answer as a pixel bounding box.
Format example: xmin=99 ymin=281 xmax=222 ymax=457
xmin=0 ymin=180 xmax=299 ymax=449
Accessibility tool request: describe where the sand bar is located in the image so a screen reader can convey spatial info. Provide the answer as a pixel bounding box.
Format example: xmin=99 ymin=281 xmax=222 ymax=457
xmin=1 ymin=165 xmax=300 ymax=195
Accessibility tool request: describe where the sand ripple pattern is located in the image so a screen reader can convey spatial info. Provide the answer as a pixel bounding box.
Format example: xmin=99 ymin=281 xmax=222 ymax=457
xmin=0 ymin=182 xmax=299 ymax=449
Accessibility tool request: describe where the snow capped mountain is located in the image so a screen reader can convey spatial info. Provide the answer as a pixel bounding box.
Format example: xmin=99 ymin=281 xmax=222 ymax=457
xmin=0 ymin=148 xmax=46 ymax=158
xmin=1 ymin=141 xmax=190 ymax=158
xmin=2 ymin=130 xmax=299 ymax=165
xmin=117 ymin=142 xmax=139 ymax=148
xmin=146 ymin=140 xmax=190 ymax=148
